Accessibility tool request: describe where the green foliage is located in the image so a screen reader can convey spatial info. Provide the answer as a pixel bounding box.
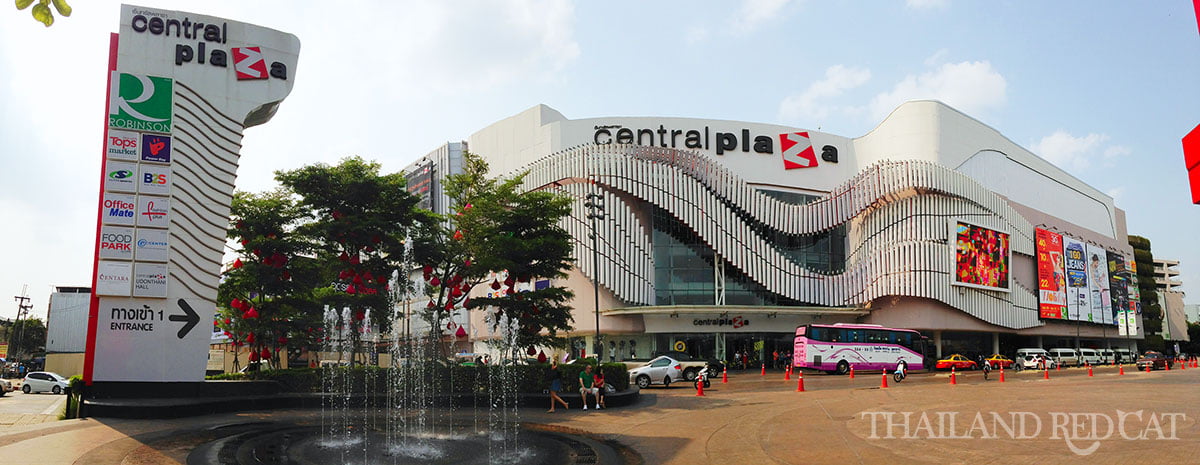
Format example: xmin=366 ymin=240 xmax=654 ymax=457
xmin=1128 ymin=235 xmax=1161 ymax=336
xmin=220 ymin=190 xmax=323 ymax=370
xmin=276 ymin=157 xmax=428 ymax=340
xmin=4 ymin=318 xmax=46 ymax=358
xmin=15 ymin=0 xmax=69 ymax=27
xmin=412 ymin=152 xmax=575 ymax=353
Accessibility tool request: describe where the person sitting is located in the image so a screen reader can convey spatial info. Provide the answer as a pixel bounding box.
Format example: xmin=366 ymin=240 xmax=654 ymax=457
xmin=593 ymin=369 xmax=607 ymax=409
xmin=579 ymin=364 xmax=598 ymax=410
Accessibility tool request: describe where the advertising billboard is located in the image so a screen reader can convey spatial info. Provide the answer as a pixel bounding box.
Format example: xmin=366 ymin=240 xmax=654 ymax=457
xmin=1035 ymin=228 xmax=1067 ymax=319
xmin=953 ymin=221 xmax=1010 ymax=292
xmin=1085 ymin=244 xmax=1111 ymax=324
xmin=1063 ymin=237 xmax=1090 ymax=321
xmin=1107 ymin=252 xmax=1127 ymax=327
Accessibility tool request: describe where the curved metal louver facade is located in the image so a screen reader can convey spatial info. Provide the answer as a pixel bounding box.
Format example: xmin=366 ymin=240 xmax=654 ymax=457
xmin=517 ymin=144 xmax=1041 ymax=330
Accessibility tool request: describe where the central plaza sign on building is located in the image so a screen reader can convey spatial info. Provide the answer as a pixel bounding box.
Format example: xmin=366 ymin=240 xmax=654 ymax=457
xmin=84 ymin=4 xmax=300 ymax=383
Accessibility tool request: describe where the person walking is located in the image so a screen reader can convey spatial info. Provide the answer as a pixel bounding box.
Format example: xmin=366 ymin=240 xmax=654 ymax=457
xmin=579 ymin=364 xmax=598 ymax=410
xmin=546 ymin=361 xmax=568 ymax=413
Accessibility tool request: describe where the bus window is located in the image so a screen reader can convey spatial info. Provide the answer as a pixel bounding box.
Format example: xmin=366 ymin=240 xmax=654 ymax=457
xmin=808 ymin=327 xmax=825 ymax=342
xmin=867 ymin=330 xmax=889 ymax=343
xmin=845 ymin=329 xmax=862 ymax=343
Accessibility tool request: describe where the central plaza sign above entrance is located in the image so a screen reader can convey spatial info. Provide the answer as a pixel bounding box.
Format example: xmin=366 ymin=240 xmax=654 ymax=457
xmin=127 ymin=8 xmax=288 ymax=80
xmin=591 ymin=124 xmax=839 ymax=169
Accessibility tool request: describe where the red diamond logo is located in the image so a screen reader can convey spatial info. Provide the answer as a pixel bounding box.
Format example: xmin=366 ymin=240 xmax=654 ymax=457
xmin=779 ymin=132 xmax=818 ymax=169
xmin=232 ymin=47 xmax=268 ymax=80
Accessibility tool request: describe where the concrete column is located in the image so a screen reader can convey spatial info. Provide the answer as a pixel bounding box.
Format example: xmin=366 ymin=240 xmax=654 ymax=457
xmin=934 ymin=330 xmax=943 ymax=358
xmin=992 ymin=332 xmax=1000 ymax=355
xmin=1036 ymin=335 xmax=1044 ymax=349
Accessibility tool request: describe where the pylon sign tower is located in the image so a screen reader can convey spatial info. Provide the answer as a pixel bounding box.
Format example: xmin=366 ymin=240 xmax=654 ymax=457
xmin=84 ymin=4 xmax=300 ymax=383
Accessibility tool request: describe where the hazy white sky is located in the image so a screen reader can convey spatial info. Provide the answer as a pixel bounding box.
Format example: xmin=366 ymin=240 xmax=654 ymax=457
xmin=2 ymin=1 xmax=1198 ymax=319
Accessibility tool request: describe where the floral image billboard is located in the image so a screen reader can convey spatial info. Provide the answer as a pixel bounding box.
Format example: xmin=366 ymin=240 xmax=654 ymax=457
xmin=953 ymin=221 xmax=1010 ymax=291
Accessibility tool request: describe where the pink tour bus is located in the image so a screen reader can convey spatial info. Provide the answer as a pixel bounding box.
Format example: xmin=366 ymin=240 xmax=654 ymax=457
xmin=793 ymin=323 xmax=927 ymax=375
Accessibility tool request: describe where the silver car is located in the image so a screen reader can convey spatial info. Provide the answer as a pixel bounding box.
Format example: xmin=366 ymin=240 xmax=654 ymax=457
xmin=628 ymin=356 xmax=684 ymax=389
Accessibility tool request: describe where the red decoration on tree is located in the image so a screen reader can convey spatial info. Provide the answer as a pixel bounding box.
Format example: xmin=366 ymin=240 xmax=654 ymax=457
xmin=236 ymin=220 xmax=245 ymax=229
xmin=430 ymin=277 xmax=441 ymax=287
xmin=526 ymin=346 xmax=537 ymax=356
xmin=444 ymin=301 xmax=454 ymax=310
xmin=504 ymin=276 xmax=515 ymax=286
xmin=363 ymin=271 xmax=374 ymax=282
xmin=281 ymin=271 xmax=292 ymax=281
xmin=353 ymin=310 xmax=365 ymax=321
xmin=271 ymin=253 xmax=287 ymax=268
xmin=338 ymin=251 xmax=350 ymax=262
xmin=455 ymin=325 xmax=467 ymax=338
xmin=490 ymin=280 xmax=501 ymax=290
xmin=453 ymin=230 xmax=464 ymax=241
xmin=232 ymin=258 xmax=243 ymax=269
xmin=464 ymin=259 xmax=472 ymax=267
xmin=248 ymin=351 xmax=259 ymax=361
xmin=247 ymin=333 xmax=256 ymax=343
xmin=244 ymin=307 xmax=259 ymax=319
xmin=278 ymin=336 xmax=288 ymax=345
xmin=537 ymin=350 xmax=547 ymax=363
xmin=346 ymin=284 xmax=357 ymax=295
xmin=348 ymin=255 xmax=361 ymax=265
xmin=260 ymin=347 xmax=271 ymax=359
xmin=240 ymin=239 xmax=249 ymax=246
xmin=451 ymin=287 xmax=463 ymax=297
xmin=422 ymin=265 xmax=433 ymax=274
xmin=353 ymin=275 xmax=364 ymax=285
xmin=230 ymin=299 xmax=241 ymax=309
xmin=331 ymin=210 xmax=344 ymax=220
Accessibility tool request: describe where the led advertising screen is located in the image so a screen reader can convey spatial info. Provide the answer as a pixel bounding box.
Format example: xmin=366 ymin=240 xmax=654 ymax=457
xmin=1063 ymin=237 xmax=1090 ymax=321
xmin=1085 ymin=244 xmax=1111 ymax=324
xmin=953 ymin=221 xmax=1010 ymax=292
xmin=1035 ymin=228 xmax=1067 ymax=319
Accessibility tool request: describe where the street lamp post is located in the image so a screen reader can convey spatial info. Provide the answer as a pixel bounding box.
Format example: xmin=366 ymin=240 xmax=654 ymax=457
xmin=585 ymin=192 xmax=605 ymax=361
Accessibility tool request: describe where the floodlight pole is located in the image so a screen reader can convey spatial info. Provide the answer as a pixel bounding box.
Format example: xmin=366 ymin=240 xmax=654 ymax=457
xmin=585 ymin=192 xmax=605 ymax=361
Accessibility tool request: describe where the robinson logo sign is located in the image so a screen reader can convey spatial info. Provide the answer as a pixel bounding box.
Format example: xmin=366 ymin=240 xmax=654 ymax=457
xmin=109 ymin=73 xmax=173 ymax=134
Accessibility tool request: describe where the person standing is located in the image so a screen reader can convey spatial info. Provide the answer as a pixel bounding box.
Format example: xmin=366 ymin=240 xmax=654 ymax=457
xmin=579 ymin=364 xmax=598 ymax=410
xmin=546 ymin=361 xmax=568 ymax=413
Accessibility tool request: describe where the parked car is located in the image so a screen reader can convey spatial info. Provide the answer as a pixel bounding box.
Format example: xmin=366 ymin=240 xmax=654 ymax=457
xmin=1019 ymin=354 xmax=1057 ymax=370
xmin=1136 ymin=351 xmax=1173 ymax=371
xmin=621 ymin=351 xmax=718 ymax=381
xmin=628 ymin=355 xmax=684 ymax=389
xmin=1048 ymin=348 xmax=1081 ymax=367
xmin=1113 ymin=348 xmax=1133 ymax=364
xmin=982 ymin=354 xmax=1017 ymax=369
xmin=0 ymin=379 xmax=10 ymax=396
xmin=22 ymin=372 xmax=69 ymax=394
xmin=935 ymin=354 xmax=978 ymax=370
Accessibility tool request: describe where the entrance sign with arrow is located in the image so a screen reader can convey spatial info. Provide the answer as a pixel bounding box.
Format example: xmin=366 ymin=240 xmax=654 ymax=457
xmin=171 ymin=299 xmax=199 ymax=339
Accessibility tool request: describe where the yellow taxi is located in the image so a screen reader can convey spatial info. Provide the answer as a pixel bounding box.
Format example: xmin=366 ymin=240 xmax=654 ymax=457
xmin=935 ymin=354 xmax=978 ymax=370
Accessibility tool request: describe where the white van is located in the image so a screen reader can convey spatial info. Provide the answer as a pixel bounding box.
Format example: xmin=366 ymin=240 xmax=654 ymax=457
xmin=1078 ymin=348 xmax=1103 ymax=366
xmin=1015 ymin=348 xmax=1055 ymax=369
xmin=1048 ymin=348 xmax=1081 ymax=367
xmin=1113 ymin=348 xmax=1133 ymax=364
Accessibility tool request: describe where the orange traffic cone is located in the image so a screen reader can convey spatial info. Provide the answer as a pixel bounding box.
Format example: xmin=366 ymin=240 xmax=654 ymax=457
xmin=881 ymin=371 xmax=889 ymax=388
xmin=1166 ymin=361 xmax=1171 ymax=371
xmin=761 ymin=363 xmax=766 ymax=376
xmin=849 ymin=365 xmax=855 ymax=379
xmin=950 ymin=367 xmax=957 ymax=385
xmin=1056 ymin=362 xmax=1061 ymax=371
xmin=1088 ymin=364 xmax=1093 ymax=377
xmin=1181 ymin=360 xmax=1187 ymax=371
xmin=999 ymin=365 xmax=1005 ymax=383
xmin=785 ymin=366 xmax=791 ymax=381
xmin=797 ymin=372 xmax=806 ymax=392
xmin=722 ymin=366 xmax=729 ymax=383
xmin=1119 ymin=364 xmax=1125 ymax=375
xmin=696 ymin=379 xmax=705 ymax=396
xmin=1044 ymin=367 xmax=1050 ymax=380
xmin=1145 ymin=363 xmax=1151 ymax=373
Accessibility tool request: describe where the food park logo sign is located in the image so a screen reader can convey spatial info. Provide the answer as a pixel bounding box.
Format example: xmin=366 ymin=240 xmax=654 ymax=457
xmin=592 ymin=125 xmax=838 ymax=170
xmin=85 ymin=5 xmax=299 ymax=384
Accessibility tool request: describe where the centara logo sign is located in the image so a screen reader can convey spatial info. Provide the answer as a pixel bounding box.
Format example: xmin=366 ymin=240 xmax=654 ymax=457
xmin=128 ymin=10 xmax=288 ymax=81
xmin=592 ymin=125 xmax=837 ymax=170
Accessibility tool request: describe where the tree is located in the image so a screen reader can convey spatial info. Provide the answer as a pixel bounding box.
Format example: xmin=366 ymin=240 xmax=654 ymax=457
xmin=276 ymin=157 xmax=427 ymax=365
xmin=15 ymin=0 xmax=70 ymax=27
xmin=218 ymin=189 xmax=324 ymax=370
xmin=5 ymin=318 xmax=46 ymax=359
xmin=412 ymin=152 xmax=574 ymax=359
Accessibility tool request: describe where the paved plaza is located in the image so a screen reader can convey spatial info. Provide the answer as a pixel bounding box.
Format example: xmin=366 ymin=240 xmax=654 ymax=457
xmin=0 ymin=366 xmax=1196 ymax=464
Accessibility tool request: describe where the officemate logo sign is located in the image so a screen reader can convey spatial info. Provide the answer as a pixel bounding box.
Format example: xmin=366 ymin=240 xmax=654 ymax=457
xmin=109 ymin=73 xmax=173 ymax=134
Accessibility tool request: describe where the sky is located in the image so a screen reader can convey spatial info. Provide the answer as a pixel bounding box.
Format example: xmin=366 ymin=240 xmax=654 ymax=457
xmin=1 ymin=1 xmax=1198 ymax=320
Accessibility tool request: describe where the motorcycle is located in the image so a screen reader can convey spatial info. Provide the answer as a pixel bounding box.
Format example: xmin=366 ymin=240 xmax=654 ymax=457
xmin=694 ymin=362 xmax=715 ymax=390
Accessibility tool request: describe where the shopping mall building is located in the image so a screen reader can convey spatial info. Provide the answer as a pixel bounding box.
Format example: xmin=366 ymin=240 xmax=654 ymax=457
xmin=403 ymin=100 xmax=1143 ymax=365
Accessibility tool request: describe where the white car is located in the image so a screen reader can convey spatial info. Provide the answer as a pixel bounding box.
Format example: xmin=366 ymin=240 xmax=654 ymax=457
xmin=0 ymin=379 xmax=10 ymax=396
xmin=628 ymin=355 xmax=684 ymax=389
xmin=22 ymin=372 xmax=69 ymax=394
xmin=1019 ymin=355 xmax=1057 ymax=370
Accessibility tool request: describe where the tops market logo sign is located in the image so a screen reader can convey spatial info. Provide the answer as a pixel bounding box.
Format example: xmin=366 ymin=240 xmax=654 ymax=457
xmin=593 ymin=125 xmax=838 ymax=170
xmin=128 ymin=10 xmax=288 ymax=81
